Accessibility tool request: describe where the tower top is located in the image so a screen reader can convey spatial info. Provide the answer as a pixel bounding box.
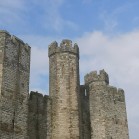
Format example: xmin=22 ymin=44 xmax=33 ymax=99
xmin=84 ymin=69 xmax=109 ymax=85
xmin=0 ymin=30 xmax=10 ymax=35
xmin=48 ymin=39 xmax=79 ymax=58
xmin=0 ymin=30 xmax=30 ymax=51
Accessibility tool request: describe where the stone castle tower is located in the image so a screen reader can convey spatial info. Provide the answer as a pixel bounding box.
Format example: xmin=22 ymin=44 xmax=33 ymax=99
xmin=0 ymin=30 xmax=129 ymax=139
xmin=0 ymin=30 xmax=30 ymax=139
xmin=48 ymin=40 xmax=81 ymax=139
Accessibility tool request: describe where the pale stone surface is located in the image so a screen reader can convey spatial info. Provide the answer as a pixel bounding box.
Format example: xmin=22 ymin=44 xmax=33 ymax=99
xmin=0 ymin=31 xmax=129 ymax=139
xmin=0 ymin=30 xmax=30 ymax=139
xmin=49 ymin=40 xmax=80 ymax=139
xmin=84 ymin=70 xmax=129 ymax=139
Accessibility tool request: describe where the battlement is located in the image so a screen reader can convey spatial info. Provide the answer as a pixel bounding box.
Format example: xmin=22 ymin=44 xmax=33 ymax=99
xmin=29 ymin=91 xmax=51 ymax=114
xmin=29 ymin=91 xmax=43 ymax=99
xmin=117 ymin=88 xmax=125 ymax=102
xmin=48 ymin=39 xmax=79 ymax=58
xmin=0 ymin=30 xmax=11 ymax=36
xmin=29 ymin=91 xmax=50 ymax=103
xmin=29 ymin=91 xmax=50 ymax=100
xmin=84 ymin=69 xmax=109 ymax=85
xmin=0 ymin=30 xmax=30 ymax=51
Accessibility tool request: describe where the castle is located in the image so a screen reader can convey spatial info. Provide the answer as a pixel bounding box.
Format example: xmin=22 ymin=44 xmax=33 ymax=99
xmin=0 ymin=30 xmax=129 ymax=139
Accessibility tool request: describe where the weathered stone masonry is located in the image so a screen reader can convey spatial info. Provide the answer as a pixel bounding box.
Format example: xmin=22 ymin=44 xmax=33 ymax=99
xmin=0 ymin=30 xmax=30 ymax=139
xmin=0 ymin=30 xmax=129 ymax=139
xmin=48 ymin=40 xmax=81 ymax=139
xmin=84 ymin=70 xmax=129 ymax=139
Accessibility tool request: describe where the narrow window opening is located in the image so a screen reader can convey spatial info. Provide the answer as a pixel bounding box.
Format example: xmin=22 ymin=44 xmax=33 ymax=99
xmin=21 ymin=83 xmax=24 ymax=88
xmin=12 ymin=111 xmax=15 ymax=129
xmin=85 ymin=89 xmax=87 ymax=96
xmin=114 ymin=99 xmax=116 ymax=104
xmin=62 ymin=65 xmax=65 ymax=75
xmin=71 ymin=67 xmax=74 ymax=76
xmin=12 ymin=119 xmax=14 ymax=128
xmin=116 ymin=119 xmax=118 ymax=124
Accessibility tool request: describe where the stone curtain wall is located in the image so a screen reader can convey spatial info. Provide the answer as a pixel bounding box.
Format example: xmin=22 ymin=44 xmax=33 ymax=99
xmin=0 ymin=31 xmax=30 ymax=139
xmin=28 ymin=91 xmax=51 ymax=139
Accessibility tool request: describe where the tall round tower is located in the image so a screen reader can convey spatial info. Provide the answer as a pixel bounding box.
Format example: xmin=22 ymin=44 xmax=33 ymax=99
xmin=48 ymin=40 xmax=80 ymax=139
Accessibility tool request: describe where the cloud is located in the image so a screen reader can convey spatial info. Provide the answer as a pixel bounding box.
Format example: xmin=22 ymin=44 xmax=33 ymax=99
xmin=30 ymin=0 xmax=65 ymax=31
xmin=0 ymin=0 xmax=25 ymax=25
xmin=38 ymin=0 xmax=78 ymax=32
xmin=99 ymin=11 xmax=118 ymax=32
xmin=31 ymin=46 xmax=48 ymax=76
xmin=30 ymin=47 xmax=49 ymax=94
xmin=76 ymin=30 xmax=139 ymax=139
xmin=0 ymin=0 xmax=78 ymax=33
xmin=133 ymin=16 xmax=139 ymax=29
xmin=19 ymin=34 xmax=55 ymax=93
xmin=99 ymin=1 xmax=137 ymax=33
xmin=0 ymin=0 xmax=24 ymax=9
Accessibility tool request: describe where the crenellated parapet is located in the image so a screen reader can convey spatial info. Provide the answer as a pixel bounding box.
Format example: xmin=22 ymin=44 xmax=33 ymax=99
xmin=0 ymin=30 xmax=30 ymax=52
xmin=29 ymin=91 xmax=50 ymax=104
xmin=11 ymin=35 xmax=30 ymax=51
xmin=114 ymin=88 xmax=125 ymax=102
xmin=0 ymin=30 xmax=10 ymax=36
xmin=0 ymin=30 xmax=11 ymax=47
xmin=84 ymin=69 xmax=109 ymax=85
xmin=48 ymin=39 xmax=79 ymax=58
